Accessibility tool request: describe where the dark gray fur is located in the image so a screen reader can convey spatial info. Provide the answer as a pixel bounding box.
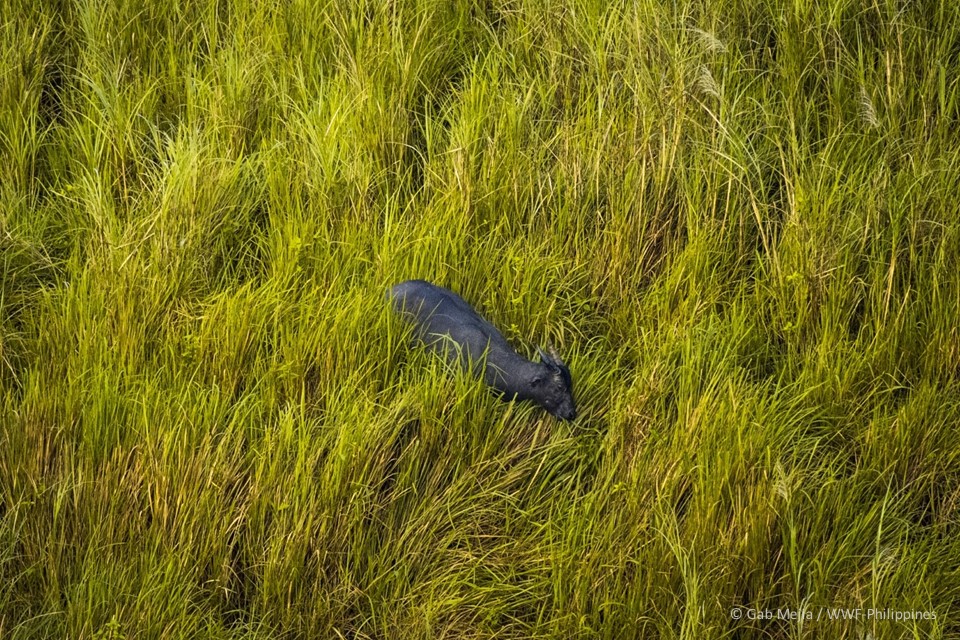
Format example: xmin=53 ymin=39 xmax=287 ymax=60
xmin=388 ymin=279 xmax=576 ymax=421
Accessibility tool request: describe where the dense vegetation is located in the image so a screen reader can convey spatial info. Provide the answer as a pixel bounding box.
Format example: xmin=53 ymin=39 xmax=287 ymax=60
xmin=2 ymin=0 xmax=959 ymax=637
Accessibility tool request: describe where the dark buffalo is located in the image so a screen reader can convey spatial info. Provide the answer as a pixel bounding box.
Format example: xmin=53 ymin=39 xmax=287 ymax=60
xmin=388 ymin=279 xmax=576 ymax=421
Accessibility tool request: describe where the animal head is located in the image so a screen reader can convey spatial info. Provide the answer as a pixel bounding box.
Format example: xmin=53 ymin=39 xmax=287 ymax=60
xmin=533 ymin=346 xmax=577 ymax=421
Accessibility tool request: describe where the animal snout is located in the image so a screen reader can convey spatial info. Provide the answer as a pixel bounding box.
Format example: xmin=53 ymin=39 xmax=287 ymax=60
xmin=557 ymin=404 xmax=577 ymax=421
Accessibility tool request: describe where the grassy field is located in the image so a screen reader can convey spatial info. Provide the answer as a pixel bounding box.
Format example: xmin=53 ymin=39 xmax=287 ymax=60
xmin=2 ymin=0 xmax=960 ymax=637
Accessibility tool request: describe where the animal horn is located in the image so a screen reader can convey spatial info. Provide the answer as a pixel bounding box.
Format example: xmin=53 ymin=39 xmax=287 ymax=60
xmin=537 ymin=346 xmax=554 ymax=365
xmin=547 ymin=344 xmax=565 ymax=366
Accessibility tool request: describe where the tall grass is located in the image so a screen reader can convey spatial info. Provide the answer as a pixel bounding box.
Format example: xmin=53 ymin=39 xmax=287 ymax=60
xmin=2 ymin=0 xmax=959 ymax=637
